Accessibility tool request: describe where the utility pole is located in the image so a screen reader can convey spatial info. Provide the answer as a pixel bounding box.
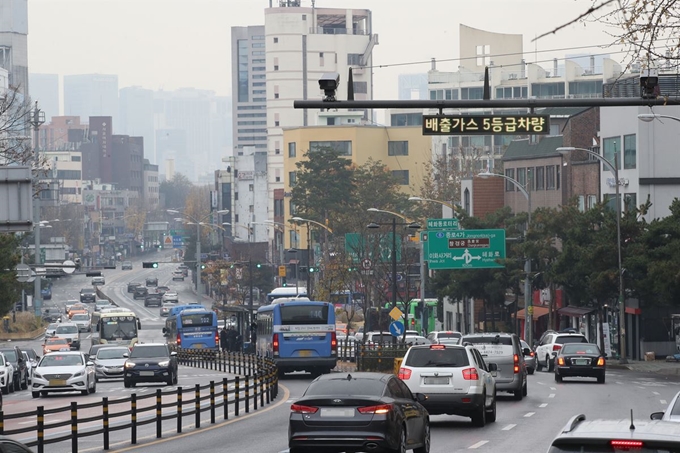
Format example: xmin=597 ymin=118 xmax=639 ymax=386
xmin=30 ymin=102 xmax=45 ymax=317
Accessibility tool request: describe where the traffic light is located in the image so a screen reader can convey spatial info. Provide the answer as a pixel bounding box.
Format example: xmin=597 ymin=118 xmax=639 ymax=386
xmin=282 ymin=278 xmax=287 ymax=287
xmin=411 ymin=319 xmax=416 ymax=327
xmin=200 ymin=264 xmax=206 ymax=269
xmin=256 ymin=263 xmax=262 ymax=269
xmin=309 ymin=267 xmax=316 ymax=273
xmin=142 ymin=262 xmax=159 ymax=269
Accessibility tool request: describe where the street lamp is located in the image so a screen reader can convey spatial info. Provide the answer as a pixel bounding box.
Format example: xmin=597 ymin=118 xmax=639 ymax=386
xmin=366 ymin=208 xmax=421 ymax=328
xmin=408 ymin=196 xmax=458 ymax=218
xmin=30 ymin=102 xmax=45 ymax=317
xmin=167 ymin=209 xmax=229 ymax=297
xmin=556 ymin=146 xmax=627 ymax=364
xmin=478 ymin=170 xmax=533 ymax=344
xmin=291 ymin=217 xmax=334 ymax=295
xmin=637 ymin=113 xmax=680 ymax=123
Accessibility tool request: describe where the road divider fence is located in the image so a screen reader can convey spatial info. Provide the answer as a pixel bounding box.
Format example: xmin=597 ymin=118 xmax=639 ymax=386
xmin=0 ymin=349 xmax=278 ymax=453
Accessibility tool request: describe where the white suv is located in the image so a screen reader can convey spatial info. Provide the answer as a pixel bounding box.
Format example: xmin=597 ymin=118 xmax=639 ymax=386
xmin=535 ymin=332 xmax=588 ymax=372
xmin=398 ymin=344 xmax=498 ymax=427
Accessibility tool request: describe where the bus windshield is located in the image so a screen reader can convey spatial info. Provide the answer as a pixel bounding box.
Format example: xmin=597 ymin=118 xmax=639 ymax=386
xmin=181 ymin=313 xmax=214 ymax=327
xmin=280 ymin=304 xmax=329 ymax=325
xmin=101 ymin=319 xmax=138 ymax=340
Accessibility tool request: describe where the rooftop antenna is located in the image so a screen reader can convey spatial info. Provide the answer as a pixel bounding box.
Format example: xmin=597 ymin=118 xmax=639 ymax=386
xmin=346 ymin=373 xmax=352 ymax=381
xmin=629 ymin=409 xmax=636 ymax=430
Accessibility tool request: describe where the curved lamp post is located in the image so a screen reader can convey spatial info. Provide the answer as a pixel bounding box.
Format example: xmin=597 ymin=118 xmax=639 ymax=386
xmin=291 ymin=217 xmax=333 ymax=295
xmin=408 ymin=196 xmax=457 ymax=218
xmin=638 ymin=113 xmax=680 ymax=123
xmin=478 ymin=170 xmax=533 ymax=344
xmin=556 ymin=146 xmax=626 ymax=364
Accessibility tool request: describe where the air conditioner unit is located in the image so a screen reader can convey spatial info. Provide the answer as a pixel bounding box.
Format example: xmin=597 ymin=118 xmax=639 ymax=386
xmin=509 ymin=74 xmax=517 ymax=80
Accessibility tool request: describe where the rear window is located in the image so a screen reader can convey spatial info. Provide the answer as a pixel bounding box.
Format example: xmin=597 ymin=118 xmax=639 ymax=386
xmin=57 ymin=325 xmax=78 ymax=334
xmin=464 ymin=335 xmax=513 ymax=346
xmin=437 ymin=332 xmax=462 ymax=340
xmin=304 ymin=379 xmax=385 ymax=397
xmin=404 ymin=347 xmax=470 ymax=368
xmin=556 ymin=335 xmax=588 ymax=345
xmin=279 ymin=305 xmax=329 ymax=325
xmin=562 ymin=344 xmax=600 ymax=355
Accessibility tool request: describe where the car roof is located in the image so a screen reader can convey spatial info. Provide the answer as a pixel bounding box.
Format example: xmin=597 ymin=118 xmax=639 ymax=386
xmin=314 ymin=372 xmax=391 ymax=382
xmin=133 ymin=343 xmax=166 ymax=347
xmin=41 ymin=351 xmax=82 ymax=355
xmin=553 ymin=414 xmax=680 ymax=445
xmin=57 ymin=322 xmax=79 ymax=327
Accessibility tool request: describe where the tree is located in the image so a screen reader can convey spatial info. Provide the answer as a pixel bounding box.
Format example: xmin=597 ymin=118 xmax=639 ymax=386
xmin=0 ymin=234 xmax=21 ymax=315
xmin=538 ymin=1 xmax=680 ymax=71
xmin=159 ymin=173 xmax=193 ymax=210
xmin=0 ymin=87 xmax=33 ymax=167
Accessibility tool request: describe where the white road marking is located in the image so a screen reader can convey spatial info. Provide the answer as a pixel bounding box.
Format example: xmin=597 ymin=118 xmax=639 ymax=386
xmin=653 ymin=392 xmax=660 ymax=395
xmin=616 ymin=381 xmax=625 ymax=385
xmin=524 ymin=412 xmax=535 ymax=417
xmin=550 ymin=387 xmax=556 ymax=391
xmin=502 ymin=424 xmax=515 ymax=430
xmin=539 ymin=403 xmax=548 ymax=408
xmin=660 ymin=400 xmax=667 ymax=405
xmin=469 ymin=441 xmax=489 ymax=449
xmin=549 ymin=394 xmax=555 ymax=398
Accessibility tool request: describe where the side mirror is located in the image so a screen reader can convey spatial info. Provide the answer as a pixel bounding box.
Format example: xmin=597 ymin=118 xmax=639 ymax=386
xmin=488 ymin=363 xmax=498 ymax=372
xmin=86 ymin=361 xmax=94 ymax=367
xmin=650 ymin=411 xmax=664 ymax=420
xmin=170 ymin=351 xmax=177 ymax=357
xmin=523 ymin=347 xmax=531 ymax=356
xmin=162 ymin=327 xmax=167 ymax=334
xmin=31 ymin=363 xmax=38 ymax=368
xmin=123 ymin=353 xmax=129 ymax=358
xmin=414 ymin=393 xmax=428 ymax=403
xmin=137 ymin=321 xmax=141 ymax=329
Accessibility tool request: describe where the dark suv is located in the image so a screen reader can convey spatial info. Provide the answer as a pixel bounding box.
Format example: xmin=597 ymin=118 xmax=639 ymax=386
xmin=123 ymin=343 xmax=178 ymax=387
xmin=127 ymin=282 xmax=141 ymax=293
xmin=133 ymin=286 xmax=148 ymax=300
xmin=79 ymin=287 xmax=96 ymax=303
xmin=145 ymin=277 xmax=158 ymax=287
xmin=0 ymin=347 xmax=28 ymax=391
xmin=144 ymin=293 xmax=162 ymax=307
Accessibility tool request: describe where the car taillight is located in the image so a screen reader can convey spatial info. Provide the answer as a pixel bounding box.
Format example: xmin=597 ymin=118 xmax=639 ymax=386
xmin=290 ymin=404 xmax=318 ymax=414
xmin=273 ymin=333 xmax=279 ymax=355
xmin=530 ymin=351 xmax=535 ymax=357
xmin=597 ymin=357 xmax=605 ymax=366
xmin=513 ymin=354 xmax=520 ymax=374
xmin=557 ymin=357 xmax=565 ymax=366
xmin=430 ymin=344 xmax=445 ymax=350
xmin=215 ymin=332 xmax=220 ymax=345
xmin=177 ymin=334 xmax=181 ymax=346
xmin=398 ymin=368 xmax=412 ymax=380
xmin=331 ymin=332 xmax=337 ymax=351
xmin=610 ymin=440 xmax=643 ymax=449
xmin=462 ymin=367 xmax=479 ymax=380
xmin=552 ymin=344 xmax=562 ymax=352
xmin=357 ymin=404 xmax=392 ymax=414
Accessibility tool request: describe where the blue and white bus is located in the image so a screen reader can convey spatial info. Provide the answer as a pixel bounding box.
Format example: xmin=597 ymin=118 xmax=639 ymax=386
xmin=266 ymin=286 xmax=308 ymax=303
xmin=163 ymin=308 xmax=219 ymax=350
xmin=256 ymin=300 xmax=337 ymax=375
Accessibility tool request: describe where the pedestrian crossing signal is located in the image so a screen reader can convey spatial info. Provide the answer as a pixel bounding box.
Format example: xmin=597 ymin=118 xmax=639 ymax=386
xmin=143 ymin=262 xmax=158 ymax=269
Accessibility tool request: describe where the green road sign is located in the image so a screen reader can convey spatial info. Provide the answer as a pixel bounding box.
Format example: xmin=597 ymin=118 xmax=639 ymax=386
xmin=426 ymin=229 xmax=506 ymax=269
xmin=427 ymin=218 xmax=459 ymax=230
xmin=345 ymin=233 xmax=401 ymax=263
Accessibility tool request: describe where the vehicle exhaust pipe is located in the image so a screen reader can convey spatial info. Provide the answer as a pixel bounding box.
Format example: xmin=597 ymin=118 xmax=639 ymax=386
xmin=365 ymin=443 xmax=379 ymax=450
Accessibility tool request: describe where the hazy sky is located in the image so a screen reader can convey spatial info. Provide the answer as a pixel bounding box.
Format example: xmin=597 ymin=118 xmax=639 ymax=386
xmin=28 ymin=0 xmax=624 ymax=101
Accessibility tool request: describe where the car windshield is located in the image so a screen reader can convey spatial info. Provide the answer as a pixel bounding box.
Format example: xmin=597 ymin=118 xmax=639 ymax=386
xmin=72 ymin=314 xmax=89 ymax=321
xmin=0 ymin=350 xmax=16 ymax=362
xmin=81 ymin=289 xmax=94 ymax=294
xmin=404 ymin=347 xmax=470 ymax=367
xmin=437 ymin=332 xmax=462 ymax=340
xmin=304 ymin=379 xmax=385 ymax=397
xmin=97 ymin=348 xmax=128 ymax=359
xmin=562 ymin=344 xmax=601 ymax=355
xmin=40 ymin=354 xmax=83 ymax=367
xmin=47 ymin=323 xmax=59 ymax=330
xmin=464 ymin=335 xmax=513 ymax=345
xmin=130 ymin=346 xmax=169 ymax=358
xmin=56 ymin=325 xmax=78 ymax=334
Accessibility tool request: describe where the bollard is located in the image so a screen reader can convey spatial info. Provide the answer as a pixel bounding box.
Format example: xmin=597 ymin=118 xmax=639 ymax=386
xmin=0 ymin=410 xmax=3 ymax=435
xmin=71 ymin=401 xmax=78 ymax=452
xmin=253 ymin=374 xmax=258 ymax=411
xmin=222 ymin=377 xmax=229 ymax=420
xmin=265 ymin=371 xmax=271 ymax=405
xmin=234 ymin=376 xmax=240 ymax=417
xmin=177 ymin=387 xmax=183 ymax=433
xmin=210 ymin=381 xmax=215 ymax=424
xmin=131 ymin=393 xmax=137 ymax=444
xmin=37 ymin=406 xmax=44 ymax=453
xmin=195 ymin=383 xmax=201 ymax=429
xmin=260 ymin=372 xmax=265 ymax=407
xmin=103 ymin=397 xmax=110 ymax=450
xmin=156 ymin=389 xmax=162 ymax=438
xmin=245 ymin=375 xmax=250 ymax=413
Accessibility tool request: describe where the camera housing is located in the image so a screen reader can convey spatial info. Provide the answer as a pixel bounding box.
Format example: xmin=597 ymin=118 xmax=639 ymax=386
xmin=319 ymin=72 xmax=340 ymax=101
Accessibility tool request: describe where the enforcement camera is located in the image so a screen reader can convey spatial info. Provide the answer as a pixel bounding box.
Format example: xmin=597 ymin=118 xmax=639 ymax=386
xmin=319 ymin=72 xmax=340 ymax=101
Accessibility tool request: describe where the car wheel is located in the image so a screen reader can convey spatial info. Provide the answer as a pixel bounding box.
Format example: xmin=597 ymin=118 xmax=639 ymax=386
xmin=536 ymin=357 xmax=543 ymax=372
xmin=166 ymin=372 xmax=173 ymax=386
xmin=91 ymin=379 xmax=97 ymax=394
xmin=547 ymin=355 xmax=554 ymax=372
xmin=13 ymin=376 xmax=19 ymax=392
xmin=81 ymin=378 xmax=89 ymax=395
xmin=21 ymin=374 xmax=28 ymax=390
xmin=32 ymin=391 xmax=40 ymax=398
xmin=173 ymin=371 xmax=178 ymax=385
xmin=414 ymin=421 xmax=430 ymax=453
xmin=388 ymin=425 xmax=407 ymax=453
xmin=472 ymin=395 xmax=487 ymax=427
xmin=527 ymin=367 xmax=535 ymax=375
xmin=513 ymin=385 xmax=523 ymax=401
xmin=486 ymin=396 xmax=497 ymax=423
xmin=124 ymin=380 xmax=131 ymax=388
xmin=2 ymin=382 xmax=9 ymax=395
xmin=597 ymin=374 xmax=605 ymax=384
xmin=555 ymin=372 xmax=563 ymax=383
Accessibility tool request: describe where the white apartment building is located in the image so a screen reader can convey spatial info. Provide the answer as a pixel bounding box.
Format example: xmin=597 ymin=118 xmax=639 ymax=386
xmin=143 ymin=159 xmax=160 ymax=209
xmin=0 ymin=0 xmax=28 ymax=96
xmin=44 ymin=150 xmax=83 ymax=204
xmin=231 ymin=148 xmax=269 ymax=242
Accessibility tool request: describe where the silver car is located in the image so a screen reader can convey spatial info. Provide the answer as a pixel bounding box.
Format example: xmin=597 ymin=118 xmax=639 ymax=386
xmin=93 ymin=347 xmax=129 ymax=381
xmin=45 ymin=322 xmax=60 ymax=338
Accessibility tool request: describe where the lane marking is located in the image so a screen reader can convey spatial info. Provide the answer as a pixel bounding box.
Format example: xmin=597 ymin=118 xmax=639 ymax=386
xmin=660 ymin=400 xmax=667 ymax=405
xmin=549 ymin=394 xmax=555 ymax=398
xmin=653 ymin=391 xmax=660 ymax=395
xmin=524 ymin=412 xmax=535 ymax=417
xmin=539 ymin=403 xmax=548 ymax=408
xmin=550 ymin=387 xmax=556 ymax=391
xmin=469 ymin=441 xmax=489 ymax=449
xmin=502 ymin=424 xmax=516 ymax=430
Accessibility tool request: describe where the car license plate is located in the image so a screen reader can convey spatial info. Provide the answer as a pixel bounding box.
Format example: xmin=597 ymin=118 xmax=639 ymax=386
xmin=424 ymin=377 xmax=449 ymax=385
xmin=574 ymin=359 xmax=590 ymax=366
xmin=299 ymin=350 xmax=312 ymax=357
xmin=140 ymin=371 xmax=154 ymax=376
xmin=194 ymin=344 xmax=204 ymax=349
xmin=320 ymin=408 xmax=354 ymax=417
xmin=49 ymin=379 xmax=66 ymax=386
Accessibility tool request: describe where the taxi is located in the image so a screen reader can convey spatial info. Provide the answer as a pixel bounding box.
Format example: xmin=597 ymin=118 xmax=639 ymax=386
xmin=68 ymin=304 xmax=89 ymax=319
xmin=43 ymin=337 xmax=71 ymax=355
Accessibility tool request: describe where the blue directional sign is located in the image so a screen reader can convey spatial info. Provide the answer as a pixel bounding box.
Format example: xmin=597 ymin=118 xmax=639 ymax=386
xmin=172 ymin=235 xmax=184 ymax=249
xmin=389 ymin=321 xmax=405 ymax=337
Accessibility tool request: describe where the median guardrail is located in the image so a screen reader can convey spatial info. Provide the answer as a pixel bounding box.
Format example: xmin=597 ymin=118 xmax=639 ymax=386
xmin=0 ymin=350 xmax=278 ymax=452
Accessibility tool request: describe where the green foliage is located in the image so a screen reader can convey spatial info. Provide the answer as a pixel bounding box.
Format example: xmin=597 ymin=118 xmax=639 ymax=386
xmin=0 ymin=234 xmax=21 ymax=315
xmin=159 ymin=173 xmax=193 ymax=210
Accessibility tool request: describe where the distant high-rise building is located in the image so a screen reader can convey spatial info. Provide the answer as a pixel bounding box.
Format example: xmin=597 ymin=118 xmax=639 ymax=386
xmin=155 ymin=128 xmax=186 ymax=181
xmin=120 ymin=86 xmax=155 ymax=162
xmin=29 ymin=73 xmax=60 ymax=120
xmin=0 ymin=0 xmax=28 ymax=95
xmin=64 ymin=74 xmax=119 ymax=122
xmin=398 ymin=73 xmax=428 ymax=100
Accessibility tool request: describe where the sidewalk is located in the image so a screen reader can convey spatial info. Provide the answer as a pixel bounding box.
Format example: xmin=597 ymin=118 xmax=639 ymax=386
xmin=608 ymin=358 xmax=680 ymax=376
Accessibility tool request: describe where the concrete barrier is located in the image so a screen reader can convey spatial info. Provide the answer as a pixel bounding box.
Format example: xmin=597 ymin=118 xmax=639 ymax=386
xmin=0 ymin=327 xmax=45 ymax=341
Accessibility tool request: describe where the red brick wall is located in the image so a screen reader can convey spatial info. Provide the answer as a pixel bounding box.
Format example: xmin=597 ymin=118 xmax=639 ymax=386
xmin=473 ymin=177 xmax=505 ymax=218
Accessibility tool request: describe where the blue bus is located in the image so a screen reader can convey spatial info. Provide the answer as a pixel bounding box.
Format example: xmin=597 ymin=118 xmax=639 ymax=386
xmin=256 ymin=300 xmax=337 ymax=375
xmin=163 ymin=308 xmax=219 ymax=350
xmin=266 ymin=286 xmax=308 ymax=303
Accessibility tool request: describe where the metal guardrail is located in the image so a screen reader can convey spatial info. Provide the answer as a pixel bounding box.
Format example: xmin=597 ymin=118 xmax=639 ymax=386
xmin=0 ymin=350 xmax=278 ymax=452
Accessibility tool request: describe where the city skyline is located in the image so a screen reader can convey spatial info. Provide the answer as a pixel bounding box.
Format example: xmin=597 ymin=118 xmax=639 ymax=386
xmin=28 ymin=0 xmax=623 ymax=105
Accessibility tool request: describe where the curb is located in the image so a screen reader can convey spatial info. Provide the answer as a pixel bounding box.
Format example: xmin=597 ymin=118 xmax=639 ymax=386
xmin=0 ymin=328 xmax=46 ymax=342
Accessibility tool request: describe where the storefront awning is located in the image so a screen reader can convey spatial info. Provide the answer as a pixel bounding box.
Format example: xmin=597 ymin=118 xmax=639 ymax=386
xmin=514 ymin=306 xmax=550 ymax=321
xmin=558 ymin=306 xmax=597 ymax=317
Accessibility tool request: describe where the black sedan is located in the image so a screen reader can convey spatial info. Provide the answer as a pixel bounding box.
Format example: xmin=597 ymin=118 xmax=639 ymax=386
xmin=132 ymin=286 xmax=148 ymax=300
xmin=127 ymin=282 xmax=141 ymax=293
xmin=289 ymin=372 xmax=430 ymax=453
xmin=554 ymin=342 xmax=606 ymax=383
xmin=144 ymin=293 xmax=162 ymax=307
xmin=123 ymin=343 xmax=178 ymax=387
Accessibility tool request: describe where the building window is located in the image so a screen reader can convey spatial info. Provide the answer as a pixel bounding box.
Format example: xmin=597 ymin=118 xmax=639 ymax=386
xmin=388 ymin=141 xmax=408 ymax=156
xmin=603 ymin=137 xmax=622 ymax=170
xmin=347 ymin=54 xmax=362 ymax=65
xmin=546 ymin=165 xmax=556 ymax=190
xmin=252 ymin=66 xmax=266 ymax=71
xmin=274 ymin=120 xmax=280 ymax=126
xmin=516 ymin=167 xmax=526 ymax=188
xmin=274 ymin=199 xmax=284 ymax=217
xmin=274 ymin=65 xmax=279 ymax=71
xmin=273 ymin=37 xmax=278 ymax=43
xmin=504 ymin=169 xmax=515 ymax=191
xmin=71 ymin=155 xmax=81 ymax=162
xmin=289 ymin=171 xmax=296 ymax=186
xmin=274 ymin=93 xmax=279 ymax=99
xmin=578 ymin=195 xmax=585 ymax=212
xmin=353 ymin=81 xmax=368 ymax=94
xmin=588 ymin=195 xmax=597 ymax=209
xmin=288 ymin=142 xmax=296 ymax=158
xmin=624 ymin=134 xmax=636 ymax=169
xmin=309 ymin=140 xmax=352 ymax=156
xmin=249 ymin=184 xmax=254 ymax=192
xmin=535 ymin=166 xmax=545 ymax=190
xmin=252 ymin=35 xmax=264 ymax=40
xmin=237 ymin=40 xmax=249 ymax=102
xmin=234 ymin=192 xmax=239 ymax=200
xmin=624 ymin=193 xmax=637 ymax=212
xmin=391 ymin=170 xmax=409 ymax=185
xmin=289 ymin=200 xmax=296 ymax=216
xmin=235 ymin=214 xmax=239 ymax=223
xmin=56 ymin=170 xmax=82 ymax=180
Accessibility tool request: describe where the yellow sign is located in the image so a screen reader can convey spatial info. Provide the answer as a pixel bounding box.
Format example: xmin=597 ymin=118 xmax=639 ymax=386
xmin=389 ymin=307 xmax=404 ymax=321
xmin=422 ymin=114 xmax=550 ymax=135
xmin=528 ymin=306 xmax=534 ymax=315
xmin=278 ymin=265 xmax=287 ymax=277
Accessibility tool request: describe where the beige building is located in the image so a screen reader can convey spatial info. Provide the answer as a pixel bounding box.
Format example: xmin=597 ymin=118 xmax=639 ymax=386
xmin=44 ymin=150 xmax=83 ymax=204
xmin=282 ymin=125 xmax=431 ymax=248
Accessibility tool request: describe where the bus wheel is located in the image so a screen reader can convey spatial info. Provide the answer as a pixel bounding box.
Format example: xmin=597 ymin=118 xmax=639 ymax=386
xmin=277 ymin=368 xmax=286 ymax=378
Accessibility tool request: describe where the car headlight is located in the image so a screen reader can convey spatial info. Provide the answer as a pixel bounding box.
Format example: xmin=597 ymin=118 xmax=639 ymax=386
xmin=157 ymin=361 xmax=170 ymax=367
xmin=73 ymin=370 xmax=84 ymax=378
xmin=34 ymin=372 xmax=43 ymax=379
xmin=125 ymin=362 xmax=136 ymax=369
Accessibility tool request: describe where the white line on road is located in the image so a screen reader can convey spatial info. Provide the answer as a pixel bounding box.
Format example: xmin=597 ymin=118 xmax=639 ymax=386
xmin=616 ymin=382 xmax=624 ymax=385
xmin=469 ymin=441 xmax=489 ymax=449
xmin=550 ymin=387 xmax=556 ymax=391
xmin=653 ymin=392 xmax=660 ymax=395
xmin=539 ymin=403 xmax=548 ymax=408
xmin=661 ymin=400 xmax=667 ymax=405
xmin=502 ymin=424 xmax=516 ymax=431
xmin=549 ymin=394 xmax=555 ymax=398
xmin=524 ymin=412 xmax=535 ymax=417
